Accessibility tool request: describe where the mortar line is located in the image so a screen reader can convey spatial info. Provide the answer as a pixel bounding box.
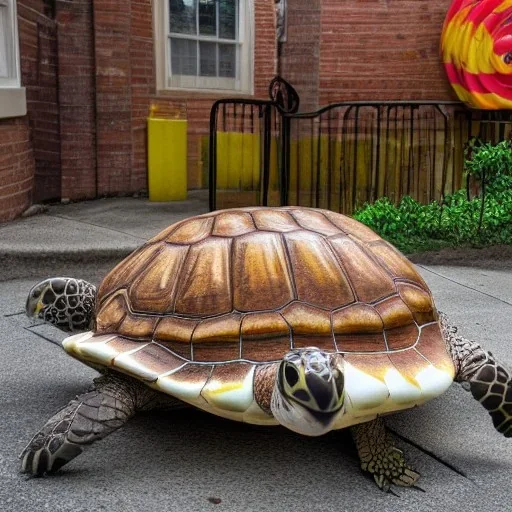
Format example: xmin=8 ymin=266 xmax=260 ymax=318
xmin=417 ymin=264 xmax=512 ymax=307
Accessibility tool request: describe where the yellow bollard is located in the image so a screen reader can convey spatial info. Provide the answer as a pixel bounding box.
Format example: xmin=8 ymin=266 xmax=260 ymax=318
xmin=147 ymin=109 xmax=187 ymax=202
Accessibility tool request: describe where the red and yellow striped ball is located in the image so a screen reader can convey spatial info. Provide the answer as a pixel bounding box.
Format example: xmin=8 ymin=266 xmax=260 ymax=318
xmin=441 ymin=0 xmax=512 ymax=109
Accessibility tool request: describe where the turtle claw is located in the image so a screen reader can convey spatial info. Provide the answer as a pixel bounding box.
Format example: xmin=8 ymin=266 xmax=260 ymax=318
xmin=372 ymin=465 xmax=420 ymax=494
xmin=373 ymin=473 xmax=391 ymax=493
xmin=352 ymin=418 xmax=421 ymax=493
xmin=20 ymin=432 xmax=83 ymax=476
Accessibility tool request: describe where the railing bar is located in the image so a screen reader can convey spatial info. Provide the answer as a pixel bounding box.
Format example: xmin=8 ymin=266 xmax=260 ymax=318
xmin=316 ymin=114 xmax=322 ymax=208
xmin=327 ymin=109 xmax=333 ymax=211
xmin=262 ymin=104 xmax=271 ymax=207
xmin=374 ymin=106 xmax=381 ymax=203
xmin=352 ymin=106 xmax=360 ymax=213
xmin=208 ymin=102 xmax=220 ymax=211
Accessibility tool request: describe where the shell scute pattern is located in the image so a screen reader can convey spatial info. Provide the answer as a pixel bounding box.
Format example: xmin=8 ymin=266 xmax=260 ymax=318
xmin=332 ymin=304 xmax=383 ymax=334
xmin=289 ymin=208 xmax=342 ymax=236
xmin=283 ymin=231 xmax=354 ymax=309
xmin=96 ymin=292 xmax=127 ymax=333
xmin=165 ymin=216 xmax=214 ymax=244
xmin=175 ymin=237 xmax=232 ymax=316
xmin=232 ymin=231 xmax=295 ymax=312
xmin=367 ymin=241 xmax=429 ymax=291
xmin=128 ymin=244 xmax=189 ymax=314
xmin=118 ymin=311 xmax=158 ymax=340
xmin=251 ymin=209 xmax=300 ymax=232
xmin=281 ymin=302 xmax=332 ymax=335
xmin=240 ymin=312 xmax=291 ymax=361
xmin=93 ymin=208 xmax=444 ymax=370
xmin=212 ymin=211 xmax=256 ymax=237
xmin=97 ymin=244 xmax=162 ymax=300
xmin=328 ymin=236 xmax=396 ymax=303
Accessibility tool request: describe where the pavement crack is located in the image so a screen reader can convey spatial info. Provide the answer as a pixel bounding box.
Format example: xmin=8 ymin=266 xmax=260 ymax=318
xmin=389 ymin=428 xmax=471 ymax=481
xmin=417 ymin=265 xmax=512 ymax=307
xmin=23 ymin=326 xmax=63 ymax=348
xmin=3 ymin=310 xmax=25 ymax=317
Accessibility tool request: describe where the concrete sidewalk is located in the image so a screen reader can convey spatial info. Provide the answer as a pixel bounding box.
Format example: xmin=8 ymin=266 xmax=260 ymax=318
xmin=0 ymin=192 xmax=209 ymax=280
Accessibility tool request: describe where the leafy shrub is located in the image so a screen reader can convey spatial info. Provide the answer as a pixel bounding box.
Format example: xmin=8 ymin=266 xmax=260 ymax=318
xmin=464 ymin=139 xmax=512 ymax=186
xmin=354 ymin=139 xmax=512 ymax=253
xmin=353 ymin=183 xmax=512 ymax=253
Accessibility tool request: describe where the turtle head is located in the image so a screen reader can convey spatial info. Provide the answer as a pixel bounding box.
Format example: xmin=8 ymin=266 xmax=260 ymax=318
xmin=26 ymin=277 xmax=96 ymax=333
xmin=271 ymin=348 xmax=345 ymax=436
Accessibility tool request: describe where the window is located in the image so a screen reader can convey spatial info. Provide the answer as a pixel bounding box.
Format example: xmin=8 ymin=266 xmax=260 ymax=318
xmin=155 ymin=0 xmax=253 ymax=93
xmin=0 ymin=0 xmax=26 ymax=118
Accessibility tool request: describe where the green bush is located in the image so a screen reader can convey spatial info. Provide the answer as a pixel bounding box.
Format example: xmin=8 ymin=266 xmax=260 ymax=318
xmin=464 ymin=139 xmax=512 ymax=187
xmin=353 ymin=178 xmax=512 ymax=253
xmin=354 ymin=139 xmax=512 ymax=253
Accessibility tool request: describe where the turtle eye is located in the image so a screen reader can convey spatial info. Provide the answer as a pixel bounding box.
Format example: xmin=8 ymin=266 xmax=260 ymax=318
xmin=285 ymin=364 xmax=299 ymax=387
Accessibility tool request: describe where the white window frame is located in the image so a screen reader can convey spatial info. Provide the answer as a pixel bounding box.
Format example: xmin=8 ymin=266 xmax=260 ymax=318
xmin=154 ymin=0 xmax=254 ymax=94
xmin=0 ymin=0 xmax=26 ymax=118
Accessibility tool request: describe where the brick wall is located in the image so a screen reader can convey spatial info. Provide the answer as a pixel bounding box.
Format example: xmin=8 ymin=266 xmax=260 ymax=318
xmin=18 ymin=0 xmax=60 ymax=202
xmin=280 ymin=0 xmax=455 ymax=110
xmin=130 ymin=0 xmax=155 ymax=192
xmin=279 ymin=0 xmax=321 ymax=111
xmin=0 ymin=0 xmax=60 ymax=222
xmin=93 ymin=0 xmax=134 ymax=196
xmin=57 ymin=0 xmax=97 ymax=200
xmin=0 ymin=118 xmax=34 ymax=222
xmin=319 ymin=0 xmax=455 ymax=104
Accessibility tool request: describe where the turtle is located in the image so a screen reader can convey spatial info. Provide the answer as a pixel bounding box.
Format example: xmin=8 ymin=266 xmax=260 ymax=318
xmin=22 ymin=206 xmax=512 ymax=492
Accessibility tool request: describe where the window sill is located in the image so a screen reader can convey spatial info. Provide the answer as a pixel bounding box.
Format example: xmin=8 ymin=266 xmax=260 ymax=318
xmin=0 ymin=87 xmax=27 ymax=119
xmin=156 ymin=87 xmax=254 ymax=98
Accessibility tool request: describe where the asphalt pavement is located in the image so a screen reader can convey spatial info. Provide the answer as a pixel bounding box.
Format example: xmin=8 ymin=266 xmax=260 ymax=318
xmin=0 ymin=195 xmax=511 ymax=511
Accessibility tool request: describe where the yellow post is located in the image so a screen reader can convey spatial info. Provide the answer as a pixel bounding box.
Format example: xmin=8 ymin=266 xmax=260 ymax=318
xmin=147 ymin=115 xmax=187 ymax=201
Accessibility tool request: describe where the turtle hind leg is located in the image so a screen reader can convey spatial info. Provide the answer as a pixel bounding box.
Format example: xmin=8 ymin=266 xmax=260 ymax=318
xmin=20 ymin=372 xmax=159 ymax=475
xmin=441 ymin=314 xmax=512 ymax=437
xmin=351 ymin=417 xmax=420 ymax=492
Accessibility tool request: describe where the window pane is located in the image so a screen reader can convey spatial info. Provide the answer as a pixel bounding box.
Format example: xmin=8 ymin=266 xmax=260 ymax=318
xmin=199 ymin=41 xmax=216 ymax=76
xmin=219 ymin=44 xmax=235 ymax=78
xmin=198 ymin=0 xmax=216 ymax=36
xmin=219 ymin=0 xmax=236 ymax=40
xmin=171 ymin=38 xmax=197 ymax=75
xmin=169 ymin=0 xmax=196 ymax=35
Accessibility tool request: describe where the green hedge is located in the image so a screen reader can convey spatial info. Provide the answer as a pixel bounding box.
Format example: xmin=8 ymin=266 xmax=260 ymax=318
xmin=353 ymin=176 xmax=512 ymax=254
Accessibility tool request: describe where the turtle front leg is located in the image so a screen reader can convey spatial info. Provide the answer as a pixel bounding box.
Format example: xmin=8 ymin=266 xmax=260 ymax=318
xmin=351 ymin=417 xmax=420 ymax=492
xmin=20 ymin=372 xmax=161 ymax=475
xmin=441 ymin=314 xmax=512 ymax=437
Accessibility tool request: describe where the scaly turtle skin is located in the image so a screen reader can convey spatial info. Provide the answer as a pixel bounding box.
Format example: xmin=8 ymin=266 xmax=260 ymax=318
xmin=22 ymin=207 xmax=512 ymax=492
xmin=26 ymin=277 xmax=96 ymax=332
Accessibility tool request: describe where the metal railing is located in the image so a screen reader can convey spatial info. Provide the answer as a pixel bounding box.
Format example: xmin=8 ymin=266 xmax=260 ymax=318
xmin=209 ymin=77 xmax=512 ymax=213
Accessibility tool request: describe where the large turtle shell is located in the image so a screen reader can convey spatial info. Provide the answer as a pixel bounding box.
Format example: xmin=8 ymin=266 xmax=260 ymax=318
xmin=64 ymin=207 xmax=455 ymax=421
